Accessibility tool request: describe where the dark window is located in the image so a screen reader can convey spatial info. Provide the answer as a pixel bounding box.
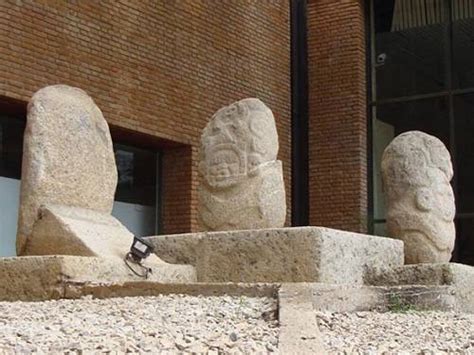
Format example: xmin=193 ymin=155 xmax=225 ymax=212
xmin=112 ymin=143 xmax=159 ymax=236
xmin=114 ymin=144 xmax=157 ymax=206
xmin=372 ymin=0 xmax=447 ymax=100
xmin=456 ymin=218 xmax=474 ymax=265
xmin=452 ymin=2 xmax=474 ymax=89
xmin=0 ymin=115 xmax=25 ymax=179
xmin=369 ymin=0 xmax=474 ymax=265
xmin=371 ymin=97 xmax=449 ymax=223
xmin=453 ymin=94 xmax=474 ymax=214
xmin=374 ymin=97 xmax=450 ymax=147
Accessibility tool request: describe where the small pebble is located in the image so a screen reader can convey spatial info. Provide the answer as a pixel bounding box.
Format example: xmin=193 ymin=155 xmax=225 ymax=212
xmin=229 ymin=331 xmax=238 ymax=342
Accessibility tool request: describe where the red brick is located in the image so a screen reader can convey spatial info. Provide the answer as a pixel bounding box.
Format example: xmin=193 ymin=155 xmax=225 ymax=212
xmin=0 ymin=0 xmax=292 ymax=233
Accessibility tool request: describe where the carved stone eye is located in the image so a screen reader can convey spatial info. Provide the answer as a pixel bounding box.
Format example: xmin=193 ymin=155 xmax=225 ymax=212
xmin=227 ymin=105 xmax=237 ymax=114
xmin=248 ymin=154 xmax=262 ymax=169
xmin=415 ymin=188 xmax=434 ymax=212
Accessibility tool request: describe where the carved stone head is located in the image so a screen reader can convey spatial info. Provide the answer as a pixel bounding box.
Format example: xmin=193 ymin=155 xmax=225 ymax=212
xmin=381 ymin=131 xmax=455 ymax=263
xmin=197 ymin=98 xmax=286 ymax=231
xmin=199 ymin=98 xmax=278 ymax=188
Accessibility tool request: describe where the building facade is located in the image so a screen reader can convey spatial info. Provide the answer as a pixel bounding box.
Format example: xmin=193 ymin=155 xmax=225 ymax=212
xmin=0 ymin=0 xmax=473 ymax=266
xmin=0 ymin=0 xmax=291 ymax=255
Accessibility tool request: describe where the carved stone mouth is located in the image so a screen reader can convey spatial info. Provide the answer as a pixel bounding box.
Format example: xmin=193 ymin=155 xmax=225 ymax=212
xmin=208 ymin=143 xmax=242 ymax=155
xmin=205 ymin=143 xmax=247 ymax=185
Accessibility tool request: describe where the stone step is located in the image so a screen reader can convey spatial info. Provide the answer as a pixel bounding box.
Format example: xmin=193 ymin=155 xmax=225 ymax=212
xmin=146 ymin=227 xmax=404 ymax=284
xmin=366 ymin=262 xmax=474 ymax=313
xmin=310 ymin=283 xmax=460 ymax=313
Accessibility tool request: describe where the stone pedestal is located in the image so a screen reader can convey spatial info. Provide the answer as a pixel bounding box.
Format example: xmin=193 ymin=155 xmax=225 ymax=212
xmin=146 ymin=227 xmax=404 ymax=284
xmin=0 ymin=256 xmax=196 ymax=302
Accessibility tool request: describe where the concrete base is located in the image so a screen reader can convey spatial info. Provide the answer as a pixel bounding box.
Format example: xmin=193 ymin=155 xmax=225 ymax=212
xmin=366 ymin=262 xmax=474 ymax=313
xmin=0 ymin=255 xmax=196 ymax=301
xmin=310 ymin=283 xmax=459 ymax=313
xmin=146 ymin=227 xmax=404 ymax=284
xmin=62 ymin=281 xmax=473 ymax=314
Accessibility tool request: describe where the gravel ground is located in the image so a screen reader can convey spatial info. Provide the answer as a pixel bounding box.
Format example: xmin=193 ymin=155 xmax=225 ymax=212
xmin=316 ymin=311 xmax=474 ymax=354
xmin=0 ymin=295 xmax=279 ymax=354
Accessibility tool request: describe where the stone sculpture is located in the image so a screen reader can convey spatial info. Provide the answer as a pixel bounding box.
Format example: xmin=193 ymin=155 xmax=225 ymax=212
xmin=17 ymin=85 xmax=117 ymax=255
xmin=381 ymin=131 xmax=455 ymax=264
xmin=198 ymin=98 xmax=286 ymax=231
xmin=10 ymin=84 xmax=197 ymax=283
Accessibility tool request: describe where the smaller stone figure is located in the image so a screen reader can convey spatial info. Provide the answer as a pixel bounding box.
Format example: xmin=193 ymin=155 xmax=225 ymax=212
xmin=381 ymin=131 xmax=455 ymax=264
xmin=198 ymin=98 xmax=286 ymax=231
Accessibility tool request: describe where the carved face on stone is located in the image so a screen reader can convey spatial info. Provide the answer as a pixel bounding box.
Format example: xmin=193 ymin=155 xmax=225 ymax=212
xmin=381 ymin=131 xmax=455 ymax=263
xmin=200 ymin=98 xmax=278 ymax=188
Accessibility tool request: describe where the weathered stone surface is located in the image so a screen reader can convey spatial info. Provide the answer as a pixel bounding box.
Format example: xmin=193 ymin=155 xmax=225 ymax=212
xmin=24 ymin=204 xmax=138 ymax=258
xmin=17 ymin=85 xmax=117 ymax=255
xmin=64 ymin=281 xmax=279 ymax=300
xmin=22 ymin=204 xmax=195 ymax=277
xmin=367 ymin=263 xmax=474 ymax=313
xmin=310 ymin=283 xmax=458 ymax=313
xmin=0 ymin=255 xmax=196 ymax=302
xmin=381 ymin=131 xmax=455 ymax=264
xmin=146 ymin=227 xmax=404 ymax=284
xmin=198 ymin=98 xmax=286 ymax=231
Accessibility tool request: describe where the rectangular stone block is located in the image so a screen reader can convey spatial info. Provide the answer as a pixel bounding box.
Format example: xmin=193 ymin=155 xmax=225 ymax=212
xmin=309 ymin=283 xmax=458 ymax=313
xmin=0 ymin=256 xmax=196 ymax=302
xmin=366 ymin=262 xmax=474 ymax=313
xmin=146 ymin=227 xmax=404 ymax=284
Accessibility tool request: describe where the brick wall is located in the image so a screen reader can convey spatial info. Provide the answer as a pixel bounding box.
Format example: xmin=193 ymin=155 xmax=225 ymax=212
xmin=160 ymin=146 xmax=194 ymax=234
xmin=307 ymin=0 xmax=368 ymax=232
xmin=0 ymin=0 xmax=291 ymax=233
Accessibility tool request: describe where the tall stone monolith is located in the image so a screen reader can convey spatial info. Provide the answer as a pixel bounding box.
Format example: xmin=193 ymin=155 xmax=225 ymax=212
xmin=381 ymin=131 xmax=456 ymax=264
xmin=14 ymin=84 xmax=196 ymax=283
xmin=17 ymin=85 xmax=117 ymax=255
xmin=198 ymin=98 xmax=286 ymax=231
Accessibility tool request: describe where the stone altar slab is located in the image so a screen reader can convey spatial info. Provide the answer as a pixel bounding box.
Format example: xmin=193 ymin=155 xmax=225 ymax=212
xmin=25 ymin=204 xmax=143 ymax=259
xmin=146 ymin=227 xmax=404 ymax=284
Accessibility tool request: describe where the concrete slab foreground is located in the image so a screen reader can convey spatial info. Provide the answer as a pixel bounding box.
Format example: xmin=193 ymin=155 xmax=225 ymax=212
xmin=146 ymin=227 xmax=404 ymax=284
xmin=0 ymin=277 xmax=471 ymax=353
xmin=278 ymin=283 xmax=326 ymax=354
